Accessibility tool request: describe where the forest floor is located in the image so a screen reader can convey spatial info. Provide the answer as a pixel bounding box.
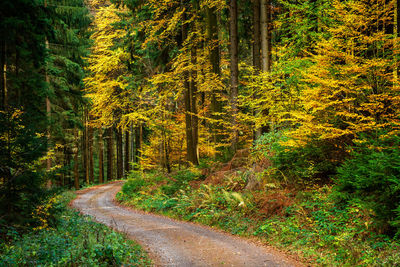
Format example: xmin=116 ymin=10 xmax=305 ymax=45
xmin=71 ymin=182 xmax=301 ymax=267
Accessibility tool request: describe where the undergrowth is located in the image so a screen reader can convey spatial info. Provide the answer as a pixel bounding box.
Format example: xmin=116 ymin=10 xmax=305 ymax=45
xmin=0 ymin=191 xmax=152 ymax=266
xmin=117 ymin=169 xmax=400 ymax=266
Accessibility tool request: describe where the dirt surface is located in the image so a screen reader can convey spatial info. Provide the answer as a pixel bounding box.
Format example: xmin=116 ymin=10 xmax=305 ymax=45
xmin=72 ymin=182 xmax=299 ymax=267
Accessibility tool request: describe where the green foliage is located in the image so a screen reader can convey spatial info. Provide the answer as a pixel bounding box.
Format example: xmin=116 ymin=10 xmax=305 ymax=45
xmin=0 ymin=192 xmax=151 ymax=266
xmin=335 ymin=132 xmax=400 ymax=236
xmin=123 ymin=172 xmax=147 ymax=195
xmin=254 ymin=131 xmax=339 ymax=185
xmin=0 ymin=110 xmax=46 ymax=230
xmin=160 ymin=170 xmax=200 ymax=196
xmin=117 ymin=168 xmax=400 ymax=265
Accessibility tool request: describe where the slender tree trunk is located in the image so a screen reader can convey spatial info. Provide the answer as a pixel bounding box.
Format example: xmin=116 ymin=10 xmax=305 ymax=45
xmin=181 ymin=5 xmax=195 ymax=165
xmin=206 ymin=6 xmax=223 ymax=144
xmin=134 ymin=124 xmax=142 ymax=169
xmin=88 ymin=125 xmax=94 ymax=183
xmin=82 ymin=109 xmax=89 ymax=184
xmin=190 ymin=46 xmax=199 ymax=164
xmin=98 ymin=129 xmax=104 ymax=183
xmin=106 ymin=127 xmax=113 ymax=181
xmin=258 ymin=0 xmax=272 ymax=135
xmin=45 ymin=39 xmax=52 ymax=187
xmin=260 ymin=0 xmax=272 ymax=72
xmin=116 ymin=128 xmax=123 ymax=179
xmin=1 ymin=40 xmax=5 ymax=111
xmin=395 ymin=0 xmax=400 ymax=83
xmin=124 ymin=129 xmax=130 ymax=175
xmin=74 ymin=129 xmax=79 ymax=190
xmin=253 ymin=0 xmax=262 ymax=139
xmin=230 ymin=0 xmax=239 ymax=152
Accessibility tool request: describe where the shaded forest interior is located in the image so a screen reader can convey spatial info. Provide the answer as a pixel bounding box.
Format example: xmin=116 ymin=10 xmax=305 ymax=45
xmin=1 ymin=0 xmax=400 ymax=265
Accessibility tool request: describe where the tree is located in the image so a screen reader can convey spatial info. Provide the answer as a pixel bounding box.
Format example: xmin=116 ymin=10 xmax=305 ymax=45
xmin=230 ymin=0 xmax=239 ymax=152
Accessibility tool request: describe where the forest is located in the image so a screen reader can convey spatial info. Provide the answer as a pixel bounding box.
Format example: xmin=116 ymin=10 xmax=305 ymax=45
xmin=1 ymin=0 xmax=400 ymax=265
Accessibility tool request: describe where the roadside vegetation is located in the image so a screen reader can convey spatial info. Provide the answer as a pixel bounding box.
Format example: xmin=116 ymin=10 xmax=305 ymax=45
xmin=117 ymin=131 xmax=400 ymax=266
xmin=0 ymin=191 xmax=151 ymax=266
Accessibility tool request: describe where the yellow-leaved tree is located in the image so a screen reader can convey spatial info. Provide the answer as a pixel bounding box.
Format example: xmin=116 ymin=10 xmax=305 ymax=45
xmin=285 ymin=0 xmax=400 ymax=149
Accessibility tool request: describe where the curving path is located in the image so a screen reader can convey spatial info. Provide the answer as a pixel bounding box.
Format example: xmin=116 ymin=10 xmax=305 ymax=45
xmin=72 ymin=182 xmax=298 ymax=267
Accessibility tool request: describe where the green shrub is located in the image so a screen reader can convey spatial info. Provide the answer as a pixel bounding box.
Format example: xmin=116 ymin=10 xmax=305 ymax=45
xmin=254 ymin=131 xmax=340 ymax=185
xmin=0 ymin=192 xmax=151 ymax=266
xmin=161 ymin=170 xmax=199 ymax=196
xmin=123 ymin=172 xmax=147 ymax=195
xmin=335 ymin=132 xmax=400 ymax=236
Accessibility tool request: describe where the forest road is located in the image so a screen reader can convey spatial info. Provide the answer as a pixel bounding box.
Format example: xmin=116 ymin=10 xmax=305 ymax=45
xmin=72 ymin=182 xmax=299 ymax=267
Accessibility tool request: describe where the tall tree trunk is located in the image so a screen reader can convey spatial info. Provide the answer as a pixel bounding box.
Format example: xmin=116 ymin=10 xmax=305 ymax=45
xmin=258 ymin=0 xmax=272 ymax=135
xmin=46 ymin=39 xmax=52 ymax=187
xmin=260 ymin=0 xmax=272 ymax=72
xmin=182 ymin=3 xmax=197 ymax=165
xmin=116 ymin=128 xmax=123 ymax=179
xmin=88 ymin=125 xmax=94 ymax=183
xmin=206 ymin=6 xmax=223 ymax=144
xmin=134 ymin=124 xmax=142 ymax=169
xmin=106 ymin=127 xmax=114 ymax=181
xmin=190 ymin=45 xmax=199 ymax=164
xmin=395 ymin=0 xmax=400 ymax=83
xmin=82 ymin=109 xmax=89 ymax=184
xmin=74 ymin=129 xmax=79 ymax=190
xmin=230 ymin=0 xmax=239 ymax=152
xmin=124 ymin=129 xmax=130 ymax=175
xmin=253 ymin=0 xmax=263 ymax=139
xmin=1 ymin=40 xmax=6 ymax=111
xmin=98 ymin=129 xmax=104 ymax=183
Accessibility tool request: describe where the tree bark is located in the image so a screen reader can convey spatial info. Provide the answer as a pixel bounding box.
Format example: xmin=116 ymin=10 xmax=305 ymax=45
xmin=257 ymin=0 xmax=272 ymax=136
xmin=124 ymin=129 xmax=130 ymax=175
xmin=253 ymin=0 xmax=262 ymax=140
xmin=182 ymin=2 xmax=199 ymax=165
xmin=253 ymin=0 xmax=261 ymax=71
xmin=395 ymin=0 xmax=400 ymax=83
xmin=190 ymin=45 xmax=199 ymax=164
xmin=116 ymin=128 xmax=123 ymax=179
xmin=88 ymin=125 xmax=94 ymax=183
xmin=106 ymin=127 xmax=114 ymax=181
xmin=134 ymin=124 xmax=142 ymax=169
xmin=46 ymin=39 xmax=52 ymax=187
xmin=260 ymin=0 xmax=272 ymax=72
xmin=230 ymin=0 xmax=239 ymax=153
xmin=74 ymin=129 xmax=79 ymax=190
xmin=82 ymin=109 xmax=89 ymax=184
xmin=1 ymin=40 xmax=5 ymax=111
xmin=98 ymin=129 xmax=104 ymax=183
xmin=206 ymin=6 xmax=223 ymax=144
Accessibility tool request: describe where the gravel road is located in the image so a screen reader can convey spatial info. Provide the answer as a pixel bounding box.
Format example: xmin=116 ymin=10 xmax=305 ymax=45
xmin=72 ymin=182 xmax=298 ymax=267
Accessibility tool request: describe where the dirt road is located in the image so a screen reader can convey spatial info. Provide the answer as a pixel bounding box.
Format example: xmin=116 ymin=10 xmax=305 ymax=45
xmin=72 ymin=182 xmax=298 ymax=267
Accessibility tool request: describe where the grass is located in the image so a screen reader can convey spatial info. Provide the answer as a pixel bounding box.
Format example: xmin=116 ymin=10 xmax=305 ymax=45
xmin=116 ymin=169 xmax=400 ymax=266
xmin=0 ymin=191 xmax=152 ymax=267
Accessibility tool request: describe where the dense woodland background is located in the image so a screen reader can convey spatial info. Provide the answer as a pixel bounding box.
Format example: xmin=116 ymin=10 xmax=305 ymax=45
xmin=1 ymin=0 xmax=400 ymax=265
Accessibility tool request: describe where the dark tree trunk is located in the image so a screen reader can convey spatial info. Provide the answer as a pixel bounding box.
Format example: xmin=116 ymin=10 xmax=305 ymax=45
xmin=116 ymin=128 xmax=123 ymax=179
xmin=125 ymin=129 xmax=130 ymax=175
xmin=134 ymin=124 xmax=142 ymax=169
xmin=1 ymin=40 xmax=5 ymax=111
xmin=106 ymin=127 xmax=114 ymax=181
xmin=230 ymin=0 xmax=239 ymax=152
xmin=88 ymin=125 xmax=94 ymax=183
xmin=98 ymin=129 xmax=104 ymax=183
xmin=190 ymin=45 xmax=199 ymax=165
xmin=182 ymin=3 xmax=198 ymax=165
xmin=74 ymin=129 xmax=79 ymax=190
xmin=206 ymin=6 xmax=224 ymax=144
xmin=253 ymin=0 xmax=262 ymax=139
xmin=82 ymin=109 xmax=89 ymax=184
